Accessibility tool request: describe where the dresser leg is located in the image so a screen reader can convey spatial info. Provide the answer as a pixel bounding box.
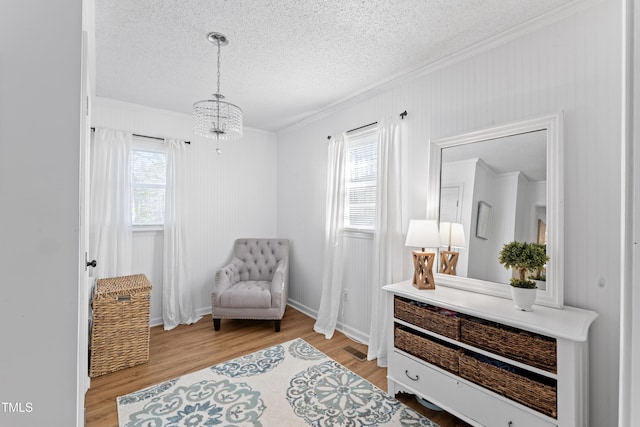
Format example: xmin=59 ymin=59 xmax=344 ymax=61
xmin=387 ymin=379 xmax=397 ymax=396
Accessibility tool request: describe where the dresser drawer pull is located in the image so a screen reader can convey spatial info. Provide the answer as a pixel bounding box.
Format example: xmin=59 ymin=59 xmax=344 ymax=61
xmin=405 ymin=370 xmax=419 ymax=381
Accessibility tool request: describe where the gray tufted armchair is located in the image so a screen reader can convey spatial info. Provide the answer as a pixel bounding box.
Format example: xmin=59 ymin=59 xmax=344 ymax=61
xmin=212 ymin=238 xmax=289 ymax=332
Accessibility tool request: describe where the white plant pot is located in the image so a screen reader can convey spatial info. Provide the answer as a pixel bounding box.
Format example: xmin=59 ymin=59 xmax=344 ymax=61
xmin=511 ymin=287 xmax=537 ymax=311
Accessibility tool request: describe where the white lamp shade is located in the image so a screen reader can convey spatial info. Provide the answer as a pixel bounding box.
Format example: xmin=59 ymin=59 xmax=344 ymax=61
xmin=405 ymin=219 xmax=441 ymax=249
xmin=440 ymin=222 xmax=466 ymax=249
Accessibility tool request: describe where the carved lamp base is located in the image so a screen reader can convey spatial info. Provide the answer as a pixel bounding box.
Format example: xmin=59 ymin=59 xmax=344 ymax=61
xmin=412 ymin=250 xmax=436 ymax=290
xmin=439 ymin=251 xmax=460 ymax=275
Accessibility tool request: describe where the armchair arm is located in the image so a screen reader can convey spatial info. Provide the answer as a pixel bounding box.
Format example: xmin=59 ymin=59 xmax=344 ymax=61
xmin=212 ymin=257 xmax=242 ymax=306
xmin=270 ymin=260 xmax=288 ymax=308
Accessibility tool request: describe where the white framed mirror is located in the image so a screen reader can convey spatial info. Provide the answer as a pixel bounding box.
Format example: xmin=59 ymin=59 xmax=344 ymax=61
xmin=427 ymin=114 xmax=564 ymax=308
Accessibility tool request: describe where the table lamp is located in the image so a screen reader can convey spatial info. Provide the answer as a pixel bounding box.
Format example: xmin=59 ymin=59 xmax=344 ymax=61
xmin=405 ymin=219 xmax=441 ymax=289
xmin=439 ymin=222 xmax=466 ymax=275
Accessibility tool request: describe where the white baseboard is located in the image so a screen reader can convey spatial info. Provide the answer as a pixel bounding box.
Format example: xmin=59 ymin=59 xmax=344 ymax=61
xmin=149 ymin=301 xmax=369 ymax=345
xmin=196 ymin=306 xmax=213 ymax=317
xmin=150 ymin=316 xmax=163 ymax=327
xmin=286 ymin=298 xmax=369 ymax=345
xmin=149 ymin=306 xmax=213 ymax=328
xmin=335 ymin=320 xmax=369 ymax=345
xmin=286 ymin=298 xmax=317 ymax=319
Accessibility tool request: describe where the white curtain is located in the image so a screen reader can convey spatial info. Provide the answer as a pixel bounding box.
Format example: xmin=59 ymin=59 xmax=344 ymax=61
xmin=367 ymin=116 xmax=407 ymax=366
xmin=163 ymin=139 xmax=200 ymax=330
xmin=89 ymin=128 xmax=133 ymax=279
xmin=314 ymin=133 xmax=346 ymax=339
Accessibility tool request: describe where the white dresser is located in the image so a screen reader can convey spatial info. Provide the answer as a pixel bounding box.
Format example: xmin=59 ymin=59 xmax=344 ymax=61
xmin=384 ymin=281 xmax=598 ymax=427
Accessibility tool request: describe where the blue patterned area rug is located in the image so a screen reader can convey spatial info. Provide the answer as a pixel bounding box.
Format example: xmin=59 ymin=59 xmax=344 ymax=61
xmin=117 ymin=338 xmax=439 ymax=426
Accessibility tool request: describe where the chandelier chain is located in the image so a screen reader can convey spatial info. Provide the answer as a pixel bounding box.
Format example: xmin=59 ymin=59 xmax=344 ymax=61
xmin=216 ymin=38 xmax=221 ymax=96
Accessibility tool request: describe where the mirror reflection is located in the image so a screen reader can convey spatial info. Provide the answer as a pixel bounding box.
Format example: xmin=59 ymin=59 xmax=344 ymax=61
xmin=439 ymin=130 xmax=547 ymax=286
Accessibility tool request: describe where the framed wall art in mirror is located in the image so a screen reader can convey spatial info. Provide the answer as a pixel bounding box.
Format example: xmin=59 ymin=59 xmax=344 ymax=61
xmin=476 ymin=201 xmax=492 ymax=240
xmin=427 ymin=114 xmax=564 ymax=308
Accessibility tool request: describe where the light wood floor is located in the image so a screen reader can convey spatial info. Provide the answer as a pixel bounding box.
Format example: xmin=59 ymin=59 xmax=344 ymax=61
xmin=85 ymin=307 xmax=471 ymax=426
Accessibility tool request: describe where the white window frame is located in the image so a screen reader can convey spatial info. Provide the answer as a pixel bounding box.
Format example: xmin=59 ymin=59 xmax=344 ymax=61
xmin=344 ymin=126 xmax=378 ymax=233
xmin=130 ymin=137 xmax=167 ymax=230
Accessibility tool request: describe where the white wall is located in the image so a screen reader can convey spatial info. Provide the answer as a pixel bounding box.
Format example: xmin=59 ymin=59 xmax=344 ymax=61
xmin=514 ymin=173 xmax=530 ymax=242
xmin=441 ymin=159 xmax=476 ymax=277
xmin=92 ymin=99 xmax=279 ymax=323
xmin=277 ymin=1 xmax=621 ymax=424
xmin=527 ymin=181 xmax=547 ymax=243
xmin=485 ymin=172 xmax=518 ymax=283
xmin=0 ymin=1 xmax=82 ymax=425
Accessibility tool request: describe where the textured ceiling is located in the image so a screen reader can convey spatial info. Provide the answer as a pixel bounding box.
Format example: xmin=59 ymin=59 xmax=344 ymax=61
xmin=95 ymin=0 xmax=574 ymax=132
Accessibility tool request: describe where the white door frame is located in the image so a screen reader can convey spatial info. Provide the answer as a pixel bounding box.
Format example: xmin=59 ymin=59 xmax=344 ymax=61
xmin=619 ymin=0 xmax=637 ymax=424
xmin=76 ymin=30 xmax=92 ymax=426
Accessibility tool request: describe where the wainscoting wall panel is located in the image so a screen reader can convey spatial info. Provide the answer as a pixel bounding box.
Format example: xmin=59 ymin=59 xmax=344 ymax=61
xmin=130 ymin=230 xmax=164 ymax=324
xmin=339 ymin=233 xmax=374 ymax=343
xmin=92 ymin=98 xmax=278 ymax=326
xmin=277 ymin=1 xmax=621 ymax=425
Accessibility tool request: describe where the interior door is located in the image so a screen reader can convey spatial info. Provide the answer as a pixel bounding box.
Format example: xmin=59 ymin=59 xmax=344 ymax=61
xmin=440 ymin=185 xmax=462 ymax=223
xmin=77 ymin=30 xmax=94 ymax=424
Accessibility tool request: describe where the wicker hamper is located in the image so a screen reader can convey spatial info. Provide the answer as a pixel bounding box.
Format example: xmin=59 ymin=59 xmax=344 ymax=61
xmin=89 ymin=274 xmax=151 ymax=377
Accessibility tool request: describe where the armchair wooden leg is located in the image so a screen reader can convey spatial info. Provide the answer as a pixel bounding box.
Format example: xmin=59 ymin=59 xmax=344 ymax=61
xmin=274 ymin=320 xmax=281 ymax=332
xmin=213 ymin=318 xmax=221 ymax=331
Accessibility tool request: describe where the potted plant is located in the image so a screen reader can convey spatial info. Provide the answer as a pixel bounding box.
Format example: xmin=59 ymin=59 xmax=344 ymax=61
xmin=528 ymin=243 xmax=548 ymax=290
xmin=498 ymin=241 xmax=550 ymax=311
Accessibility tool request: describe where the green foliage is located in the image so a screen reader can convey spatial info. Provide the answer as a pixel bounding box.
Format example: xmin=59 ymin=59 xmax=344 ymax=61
xmin=498 ymin=242 xmax=550 ymax=288
xmin=529 ymin=243 xmax=549 ymax=269
xmin=509 ymin=278 xmax=538 ymax=289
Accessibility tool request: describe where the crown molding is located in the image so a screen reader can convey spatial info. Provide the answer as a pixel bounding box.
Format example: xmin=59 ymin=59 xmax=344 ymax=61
xmin=92 ymin=97 xmax=273 ymax=136
xmin=94 ymin=96 xmax=190 ymax=119
xmin=279 ymin=0 xmax=606 ymax=135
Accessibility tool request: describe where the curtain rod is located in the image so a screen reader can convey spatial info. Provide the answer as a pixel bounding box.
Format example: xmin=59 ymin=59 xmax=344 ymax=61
xmin=327 ymin=110 xmax=407 ymax=140
xmin=91 ymin=127 xmax=190 ymax=144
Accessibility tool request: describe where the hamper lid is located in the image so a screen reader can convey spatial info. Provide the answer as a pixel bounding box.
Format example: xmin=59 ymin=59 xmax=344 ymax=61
xmin=95 ymin=274 xmax=151 ymax=296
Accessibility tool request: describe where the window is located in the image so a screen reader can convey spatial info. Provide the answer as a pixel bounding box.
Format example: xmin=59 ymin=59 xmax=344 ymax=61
xmin=131 ymin=148 xmax=167 ymax=226
xmin=344 ymin=128 xmax=377 ymax=230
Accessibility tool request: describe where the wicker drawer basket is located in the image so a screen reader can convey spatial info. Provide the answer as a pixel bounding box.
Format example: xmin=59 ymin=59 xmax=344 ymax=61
xmin=394 ymin=324 xmax=462 ymax=374
xmin=459 ymin=352 xmax=557 ymax=419
xmin=394 ymin=296 xmax=461 ymax=340
xmin=460 ymin=317 xmax=557 ymax=372
xmin=90 ymin=274 xmax=151 ymax=377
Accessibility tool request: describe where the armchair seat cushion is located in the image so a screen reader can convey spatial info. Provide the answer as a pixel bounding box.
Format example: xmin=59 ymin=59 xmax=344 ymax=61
xmin=220 ymin=281 xmax=272 ymax=308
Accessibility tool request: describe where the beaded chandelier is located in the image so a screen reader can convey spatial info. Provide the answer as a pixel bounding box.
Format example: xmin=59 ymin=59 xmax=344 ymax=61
xmin=193 ymin=32 xmax=243 ymax=151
